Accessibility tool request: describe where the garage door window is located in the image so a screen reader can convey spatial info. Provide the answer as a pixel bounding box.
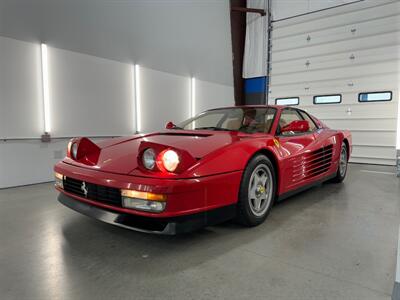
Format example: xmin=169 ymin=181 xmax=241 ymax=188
xmin=275 ymin=97 xmax=299 ymax=106
xmin=358 ymin=91 xmax=392 ymax=102
xmin=313 ymin=94 xmax=342 ymax=104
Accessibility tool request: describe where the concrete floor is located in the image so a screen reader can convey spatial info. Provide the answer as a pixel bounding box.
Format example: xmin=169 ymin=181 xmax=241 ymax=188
xmin=0 ymin=164 xmax=399 ymax=300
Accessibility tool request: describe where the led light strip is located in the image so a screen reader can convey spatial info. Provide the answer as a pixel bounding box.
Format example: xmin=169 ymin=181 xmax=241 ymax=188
xmin=131 ymin=65 xmax=136 ymax=132
xmin=41 ymin=43 xmax=51 ymax=133
xmin=134 ymin=64 xmax=141 ymax=133
xmin=191 ymin=77 xmax=196 ymax=118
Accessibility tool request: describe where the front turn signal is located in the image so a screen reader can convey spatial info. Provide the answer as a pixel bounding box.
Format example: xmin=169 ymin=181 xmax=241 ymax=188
xmin=121 ymin=189 xmax=167 ymax=213
xmin=54 ymin=172 xmax=64 ymax=189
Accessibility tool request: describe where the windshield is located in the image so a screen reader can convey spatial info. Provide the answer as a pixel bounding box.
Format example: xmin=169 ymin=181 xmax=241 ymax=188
xmin=177 ymin=107 xmax=277 ymax=134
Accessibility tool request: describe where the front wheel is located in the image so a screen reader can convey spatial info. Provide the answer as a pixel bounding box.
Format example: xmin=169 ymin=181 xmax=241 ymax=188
xmin=236 ymin=154 xmax=276 ymax=226
xmin=331 ymin=143 xmax=348 ymax=183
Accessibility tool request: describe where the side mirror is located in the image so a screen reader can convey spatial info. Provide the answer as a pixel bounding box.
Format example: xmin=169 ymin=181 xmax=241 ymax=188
xmin=165 ymin=121 xmax=175 ymax=129
xmin=281 ymin=120 xmax=309 ymax=134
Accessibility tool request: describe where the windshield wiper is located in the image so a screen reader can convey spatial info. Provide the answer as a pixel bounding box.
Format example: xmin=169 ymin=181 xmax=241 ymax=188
xmin=194 ymin=127 xmax=233 ymax=131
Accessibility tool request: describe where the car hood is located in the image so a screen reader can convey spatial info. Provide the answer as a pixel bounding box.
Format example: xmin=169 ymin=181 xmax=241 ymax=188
xmin=65 ymin=130 xmax=243 ymax=175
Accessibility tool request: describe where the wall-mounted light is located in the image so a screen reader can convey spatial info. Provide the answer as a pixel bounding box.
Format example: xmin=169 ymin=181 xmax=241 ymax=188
xmin=191 ymin=77 xmax=196 ymax=118
xmin=134 ymin=64 xmax=141 ymax=133
xmin=41 ymin=43 xmax=51 ymax=133
xmin=131 ymin=65 xmax=136 ymax=132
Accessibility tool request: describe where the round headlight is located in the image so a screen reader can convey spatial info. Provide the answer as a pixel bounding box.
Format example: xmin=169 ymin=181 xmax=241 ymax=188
xmin=142 ymin=148 xmax=156 ymax=170
xmin=160 ymin=149 xmax=180 ymax=172
xmin=71 ymin=142 xmax=78 ymax=159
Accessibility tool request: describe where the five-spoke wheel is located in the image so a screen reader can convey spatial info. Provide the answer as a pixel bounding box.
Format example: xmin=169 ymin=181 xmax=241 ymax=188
xmin=236 ymin=154 xmax=276 ymax=226
xmin=331 ymin=142 xmax=348 ymax=183
xmin=248 ymin=164 xmax=273 ymax=217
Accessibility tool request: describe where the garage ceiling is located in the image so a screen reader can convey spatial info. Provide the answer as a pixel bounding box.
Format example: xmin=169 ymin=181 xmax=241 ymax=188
xmin=0 ymin=0 xmax=233 ymax=86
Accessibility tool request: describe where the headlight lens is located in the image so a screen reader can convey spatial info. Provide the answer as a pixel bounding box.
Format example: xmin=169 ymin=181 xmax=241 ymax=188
xmin=142 ymin=148 xmax=156 ymax=170
xmin=71 ymin=142 xmax=78 ymax=159
xmin=159 ymin=149 xmax=180 ymax=172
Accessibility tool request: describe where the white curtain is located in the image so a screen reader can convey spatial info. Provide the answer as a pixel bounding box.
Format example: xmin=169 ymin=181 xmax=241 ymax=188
xmin=243 ymin=0 xmax=268 ymax=79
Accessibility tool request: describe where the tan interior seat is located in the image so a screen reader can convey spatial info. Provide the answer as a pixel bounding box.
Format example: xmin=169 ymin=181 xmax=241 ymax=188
xmin=225 ymin=119 xmax=242 ymax=130
xmin=264 ymin=119 xmax=274 ymax=132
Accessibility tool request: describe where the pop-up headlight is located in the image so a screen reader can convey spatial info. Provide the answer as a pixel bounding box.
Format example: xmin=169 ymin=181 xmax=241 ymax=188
xmin=142 ymin=148 xmax=156 ymax=170
xmin=157 ymin=149 xmax=180 ymax=173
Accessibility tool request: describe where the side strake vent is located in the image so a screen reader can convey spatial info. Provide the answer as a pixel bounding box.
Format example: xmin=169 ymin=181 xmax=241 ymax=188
xmin=292 ymin=145 xmax=333 ymax=182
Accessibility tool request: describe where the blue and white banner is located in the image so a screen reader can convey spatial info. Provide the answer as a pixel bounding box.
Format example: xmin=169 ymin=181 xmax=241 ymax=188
xmin=243 ymin=0 xmax=268 ymax=79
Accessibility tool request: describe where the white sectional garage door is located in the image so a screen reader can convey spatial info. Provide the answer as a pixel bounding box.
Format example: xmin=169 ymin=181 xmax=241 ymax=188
xmin=269 ymin=0 xmax=400 ymax=165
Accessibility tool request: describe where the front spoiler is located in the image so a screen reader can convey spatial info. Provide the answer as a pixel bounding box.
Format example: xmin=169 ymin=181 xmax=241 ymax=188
xmin=58 ymin=193 xmax=236 ymax=235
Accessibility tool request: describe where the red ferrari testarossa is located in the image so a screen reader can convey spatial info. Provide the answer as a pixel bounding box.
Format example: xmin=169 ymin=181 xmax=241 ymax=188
xmin=54 ymin=105 xmax=351 ymax=234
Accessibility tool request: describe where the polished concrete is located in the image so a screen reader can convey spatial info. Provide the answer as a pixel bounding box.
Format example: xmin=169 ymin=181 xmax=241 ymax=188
xmin=394 ymin=224 xmax=400 ymax=300
xmin=0 ymin=164 xmax=399 ymax=300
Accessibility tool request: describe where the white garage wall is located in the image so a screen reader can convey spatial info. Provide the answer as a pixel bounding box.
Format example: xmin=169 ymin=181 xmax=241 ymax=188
xmin=140 ymin=68 xmax=191 ymax=133
xmin=0 ymin=36 xmax=43 ymax=138
xmin=0 ymin=37 xmax=234 ymax=188
xmin=0 ymin=139 xmax=71 ymax=189
xmin=138 ymin=70 xmax=235 ymax=133
xmin=49 ymin=47 xmax=134 ymax=137
xmin=0 ymin=137 xmax=113 ymax=189
xmin=269 ymin=0 xmax=400 ymax=165
xmin=196 ymin=79 xmax=235 ymax=113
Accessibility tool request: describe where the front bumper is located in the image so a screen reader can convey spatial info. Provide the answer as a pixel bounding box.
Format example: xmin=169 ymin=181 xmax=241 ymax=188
xmin=54 ymin=161 xmax=242 ymax=218
xmin=58 ymin=193 xmax=236 ymax=234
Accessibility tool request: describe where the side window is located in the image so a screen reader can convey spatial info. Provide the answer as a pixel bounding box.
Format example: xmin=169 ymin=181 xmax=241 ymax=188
xmin=298 ymin=111 xmax=317 ymax=132
xmin=222 ymin=108 xmax=277 ymax=133
xmin=278 ymin=109 xmax=303 ymax=135
xmin=264 ymin=108 xmax=276 ymax=133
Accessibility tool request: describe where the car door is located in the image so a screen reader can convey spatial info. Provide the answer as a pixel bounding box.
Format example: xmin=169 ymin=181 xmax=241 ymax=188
xmin=306 ymin=111 xmax=341 ymax=178
xmin=275 ymin=108 xmax=320 ymax=192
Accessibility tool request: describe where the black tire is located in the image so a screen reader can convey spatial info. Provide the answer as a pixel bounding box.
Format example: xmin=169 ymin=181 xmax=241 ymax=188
xmin=331 ymin=143 xmax=348 ymax=183
xmin=236 ymin=154 xmax=276 ymax=226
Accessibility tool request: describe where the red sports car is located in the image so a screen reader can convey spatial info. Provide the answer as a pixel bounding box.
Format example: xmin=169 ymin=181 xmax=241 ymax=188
xmin=54 ymin=105 xmax=351 ymax=234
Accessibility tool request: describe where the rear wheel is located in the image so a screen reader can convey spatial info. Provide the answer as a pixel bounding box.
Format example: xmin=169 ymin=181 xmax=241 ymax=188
xmin=236 ymin=154 xmax=276 ymax=226
xmin=331 ymin=143 xmax=348 ymax=183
